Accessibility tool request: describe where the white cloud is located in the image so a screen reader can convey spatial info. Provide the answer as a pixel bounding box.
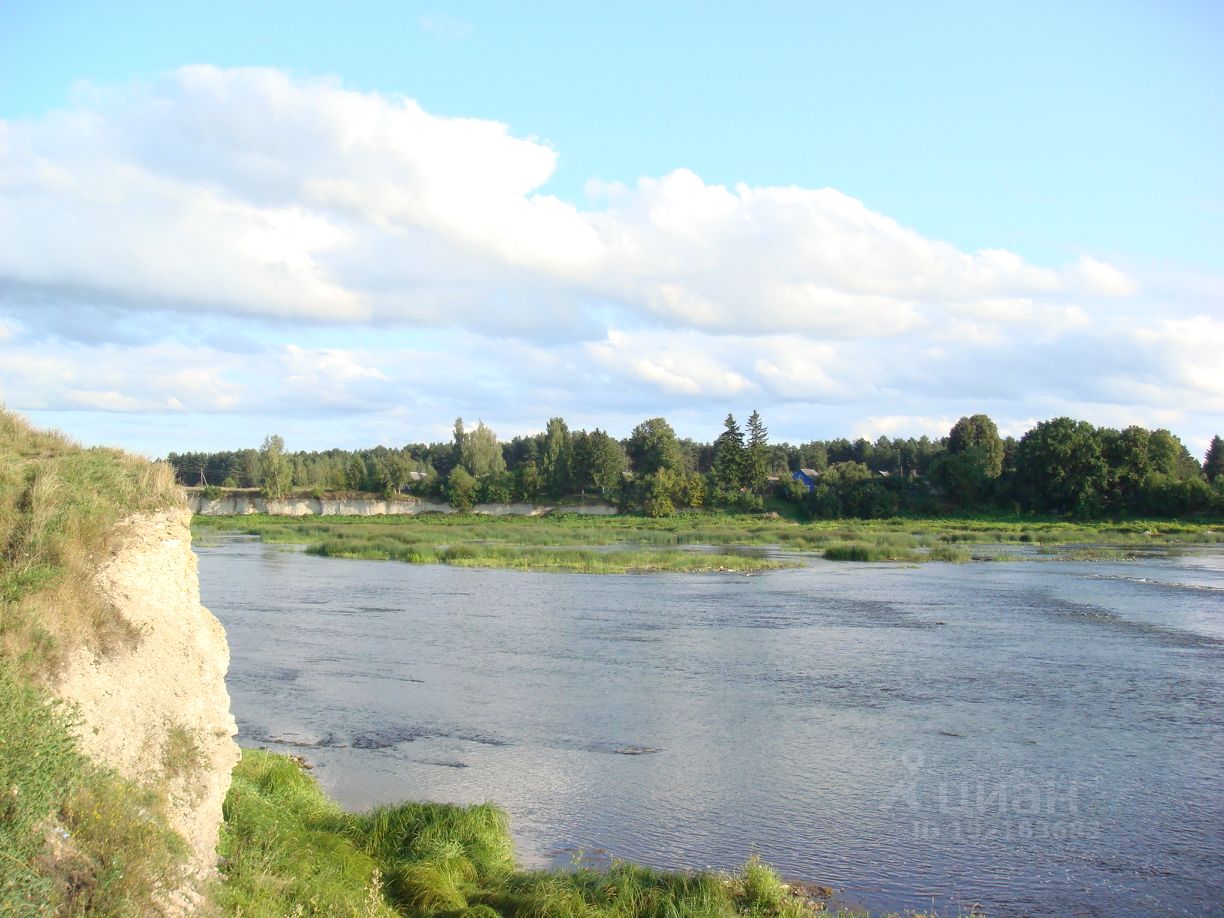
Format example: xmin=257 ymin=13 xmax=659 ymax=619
xmin=1069 ymin=255 xmax=1140 ymax=297
xmin=1133 ymin=316 xmax=1224 ymax=403
xmin=1 ymin=67 xmax=1220 ymax=453
xmin=0 ymin=66 xmax=1145 ymax=343
xmin=851 ymin=415 xmax=959 ymax=441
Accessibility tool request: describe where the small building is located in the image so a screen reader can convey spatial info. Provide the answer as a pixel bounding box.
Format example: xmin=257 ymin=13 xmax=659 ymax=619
xmin=792 ymin=468 xmax=821 ymax=492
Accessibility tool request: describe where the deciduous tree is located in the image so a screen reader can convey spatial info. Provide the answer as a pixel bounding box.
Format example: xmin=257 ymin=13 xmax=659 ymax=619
xmin=626 ymin=418 xmax=683 ymax=476
xmin=447 ymin=466 xmax=477 ymax=511
xmin=459 ymin=421 xmax=507 ymax=478
xmin=259 ymin=434 xmax=293 ymax=499
xmin=1014 ymin=417 xmax=1108 ymax=516
xmin=584 ymin=429 xmax=628 ymax=496
xmin=947 ymin=414 xmax=1004 ymax=477
xmin=541 ymin=417 xmax=573 ymax=498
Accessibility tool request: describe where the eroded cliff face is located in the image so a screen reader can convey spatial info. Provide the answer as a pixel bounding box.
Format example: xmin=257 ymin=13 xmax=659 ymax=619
xmin=187 ymin=491 xmax=620 ymax=517
xmin=52 ymin=508 xmax=239 ymax=910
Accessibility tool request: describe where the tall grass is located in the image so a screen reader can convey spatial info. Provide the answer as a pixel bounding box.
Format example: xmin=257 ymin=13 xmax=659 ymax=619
xmin=217 ymin=750 xmax=397 ymax=917
xmin=0 ymin=409 xmax=183 ymax=680
xmin=307 ymin=539 xmax=791 ymax=573
xmin=219 ymin=749 xmax=840 ymax=918
xmin=194 ymin=509 xmax=1223 ymax=548
xmin=823 ymin=542 xmax=922 ymax=563
xmin=0 ymin=663 xmax=187 ymax=917
xmin=192 ymin=510 xmax=1216 ymax=571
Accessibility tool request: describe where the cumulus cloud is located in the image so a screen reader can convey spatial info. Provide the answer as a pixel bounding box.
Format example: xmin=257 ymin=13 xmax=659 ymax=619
xmin=1 ymin=66 xmax=1219 ymax=452
xmin=851 ymin=415 xmax=960 ymax=441
xmin=1133 ymin=316 xmax=1224 ymax=403
xmin=1069 ymin=255 xmax=1140 ymax=298
xmin=0 ymin=66 xmax=1140 ymax=342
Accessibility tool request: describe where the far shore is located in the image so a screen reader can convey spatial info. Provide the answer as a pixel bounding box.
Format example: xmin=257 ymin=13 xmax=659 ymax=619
xmin=191 ymin=509 xmax=1222 ymax=572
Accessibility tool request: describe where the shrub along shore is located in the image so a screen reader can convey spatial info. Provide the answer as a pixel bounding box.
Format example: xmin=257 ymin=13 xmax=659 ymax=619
xmin=192 ymin=510 xmax=1224 ymax=572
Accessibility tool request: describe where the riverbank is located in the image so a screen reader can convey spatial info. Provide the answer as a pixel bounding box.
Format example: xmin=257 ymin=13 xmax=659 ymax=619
xmin=191 ymin=511 xmax=1223 ymax=572
xmin=221 ymin=748 xmax=852 ymax=918
xmin=185 ymin=487 xmax=619 ymax=518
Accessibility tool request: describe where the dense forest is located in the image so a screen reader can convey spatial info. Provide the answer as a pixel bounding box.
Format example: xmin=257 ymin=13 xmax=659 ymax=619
xmin=167 ymin=414 xmax=1224 ymax=519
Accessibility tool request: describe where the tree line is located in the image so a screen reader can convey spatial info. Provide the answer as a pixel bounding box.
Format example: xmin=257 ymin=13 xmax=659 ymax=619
xmin=167 ymin=415 xmax=1224 ymax=519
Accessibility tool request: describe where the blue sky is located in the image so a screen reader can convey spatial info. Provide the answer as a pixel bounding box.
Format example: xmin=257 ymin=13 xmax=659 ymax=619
xmin=1 ymin=2 xmax=1221 ymax=456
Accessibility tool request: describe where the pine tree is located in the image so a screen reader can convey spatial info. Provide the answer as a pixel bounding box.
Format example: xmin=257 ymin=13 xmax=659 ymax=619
xmin=745 ymin=410 xmax=769 ymax=493
xmin=711 ymin=414 xmax=745 ymax=496
xmin=1205 ymin=435 xmax=1224 ymax=483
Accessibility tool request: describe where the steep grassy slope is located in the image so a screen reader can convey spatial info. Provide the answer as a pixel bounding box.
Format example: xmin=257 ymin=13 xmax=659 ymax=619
xmin=0 ymin=409 xmax=182 ymax=680
xmin=0 ymin=409 xmax=191 ymax=915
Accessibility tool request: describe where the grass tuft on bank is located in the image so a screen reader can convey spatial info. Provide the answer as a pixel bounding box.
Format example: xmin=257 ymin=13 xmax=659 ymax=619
xmin=219 ymin=748 xmax=840 ymax=918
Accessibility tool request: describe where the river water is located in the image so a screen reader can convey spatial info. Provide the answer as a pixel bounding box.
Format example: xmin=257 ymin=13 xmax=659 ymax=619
xmin=196 ymin=537 xmax=1224 ymax=917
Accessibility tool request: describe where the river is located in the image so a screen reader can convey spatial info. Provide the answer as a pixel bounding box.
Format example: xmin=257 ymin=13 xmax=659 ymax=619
xmin=196 ymin=537 xmax=1224 ymax=917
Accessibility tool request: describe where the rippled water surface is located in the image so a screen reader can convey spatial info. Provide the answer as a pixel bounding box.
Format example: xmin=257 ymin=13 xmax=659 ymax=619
xmin=196 ymin=537 xmax=1224 ymax=917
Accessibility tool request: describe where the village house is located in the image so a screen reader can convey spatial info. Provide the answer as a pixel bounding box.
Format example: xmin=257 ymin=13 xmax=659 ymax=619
xmin=792 ymin=468 xmax=821 ymax=492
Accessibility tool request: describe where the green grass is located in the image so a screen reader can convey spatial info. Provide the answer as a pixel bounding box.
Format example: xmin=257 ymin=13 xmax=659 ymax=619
xmin=0 ymin=409 xmax=182 ymax=680
xmin=0 ymin=663 xmax=187 ymax=917
xmin=192 ymin=511 xmax=1222 ymax=572
xmin=0 ymin=410 xmax=192 ymax=914
xmin=308 ymin=539 xmax=790 ymax=573
xmin=219 ymin=748 xmax=846 ymax=918
xmin=161 ymin=724 xmax=207 ymax=784
xmin=822 ymin=542 xmax=922 ymax=563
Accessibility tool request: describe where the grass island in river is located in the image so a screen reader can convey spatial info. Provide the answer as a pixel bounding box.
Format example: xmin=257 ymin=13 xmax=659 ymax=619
xmin=191 ymin=511 xmax=1224 ymax=572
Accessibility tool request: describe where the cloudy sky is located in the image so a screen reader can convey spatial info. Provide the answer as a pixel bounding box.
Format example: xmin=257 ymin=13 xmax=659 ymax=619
xmin=1 ymin=2 xmax=1221 ymax=458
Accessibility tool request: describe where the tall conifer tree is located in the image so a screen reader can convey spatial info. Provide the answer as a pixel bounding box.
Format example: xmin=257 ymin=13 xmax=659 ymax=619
xmin=711 ymin=414 xmax=745 ymax=495
xmin=745 ymin=410 xmax=769 ymax=493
